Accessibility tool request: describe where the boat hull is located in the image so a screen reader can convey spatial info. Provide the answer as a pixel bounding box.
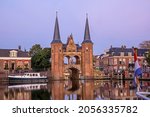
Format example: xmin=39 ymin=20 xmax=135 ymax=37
xmin=9 ymin=77 xmax=48 ymax=84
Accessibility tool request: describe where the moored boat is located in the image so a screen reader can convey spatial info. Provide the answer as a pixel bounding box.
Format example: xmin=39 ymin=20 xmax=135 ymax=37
xmin=8 ymin=73 xmax=48 ymax=83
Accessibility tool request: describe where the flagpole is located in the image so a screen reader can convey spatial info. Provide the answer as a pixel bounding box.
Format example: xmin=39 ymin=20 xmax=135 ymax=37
xmin=133 ymin=47 xmax=142 ymax=92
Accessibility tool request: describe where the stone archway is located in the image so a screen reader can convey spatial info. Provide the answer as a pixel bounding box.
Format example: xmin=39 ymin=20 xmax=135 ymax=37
xmin=64 ymin=67 xmax=80 ymax=92
xmin=68 ymin=67 xmax=80 ymax=91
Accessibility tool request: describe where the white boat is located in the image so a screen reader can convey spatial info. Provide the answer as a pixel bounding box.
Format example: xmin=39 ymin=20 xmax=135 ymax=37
xmin=8 ymin=73 xmax=48 ymax=83
xmin=8 ymin=83 xmax=47 ymax=91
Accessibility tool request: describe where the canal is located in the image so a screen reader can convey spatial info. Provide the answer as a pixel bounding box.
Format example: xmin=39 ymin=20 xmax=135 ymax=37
xmin=0 ymin=78 xmax=150 ymax=100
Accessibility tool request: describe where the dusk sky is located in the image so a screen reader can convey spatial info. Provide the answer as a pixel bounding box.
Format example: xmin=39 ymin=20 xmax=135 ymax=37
xmin=0 ymin=0 xmax=150 ymax=54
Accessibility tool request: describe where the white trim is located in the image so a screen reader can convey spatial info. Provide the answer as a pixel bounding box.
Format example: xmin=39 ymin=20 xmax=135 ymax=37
xmin=0 ymin=57 xmax=31 ymax=60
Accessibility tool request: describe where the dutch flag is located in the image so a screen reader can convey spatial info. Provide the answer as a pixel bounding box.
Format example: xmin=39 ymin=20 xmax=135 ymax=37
xmin=133 ymin=48 xmax=142 ymax=91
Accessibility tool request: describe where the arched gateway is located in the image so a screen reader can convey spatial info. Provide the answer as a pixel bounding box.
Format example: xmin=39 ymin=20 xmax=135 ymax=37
xmin=51 ymin=14 xmax=94 ymax=100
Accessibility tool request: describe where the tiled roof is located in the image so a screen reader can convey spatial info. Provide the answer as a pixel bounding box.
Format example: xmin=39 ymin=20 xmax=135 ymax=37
xmin=107 ymin=47 xmax=149 ymax=56
xmin=0 ymin=49 xmax=30 ymax=57
xmin=51 ymin=14 xmax=62 ymax=44
xmin=82 ymin=16 xmax=93 ymax=44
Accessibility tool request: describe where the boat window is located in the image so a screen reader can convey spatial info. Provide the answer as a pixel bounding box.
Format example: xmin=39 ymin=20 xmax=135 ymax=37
xmin=30 ymin=74 xmax=32 ymax=76
xmin=36 ymin=74 xmax=38 ymax=76
xmin=33 ymin=74 xmax=35 ymax=76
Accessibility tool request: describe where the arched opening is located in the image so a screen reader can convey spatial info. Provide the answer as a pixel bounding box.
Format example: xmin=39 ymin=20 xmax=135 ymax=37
xmin=65 ymin=67 xmax=80 ymax=91
xmin=64 ymin=56 xmax=70 ymax=64
xmin=74 ymin=56 xmax=80 ymax=64
xmin=69 ymin=56 xmax=76 ymax=64
xmin=64 ymin=55 xmax=81 ymax=65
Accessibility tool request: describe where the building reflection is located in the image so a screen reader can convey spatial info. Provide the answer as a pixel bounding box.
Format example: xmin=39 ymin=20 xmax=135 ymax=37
xmin=0 ymin=83 xmax=48 ymax=100
xmin=4 ymin=89 xmax=31 ymax=100
xmin=94 ymin=80 xmax=150 ymax=100
xmin=0 ymin=79 xmax=150 ymax=100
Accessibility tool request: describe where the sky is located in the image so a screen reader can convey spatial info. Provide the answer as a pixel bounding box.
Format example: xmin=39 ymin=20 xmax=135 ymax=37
xmin=0 ymin=0 xmax=150 ymax=54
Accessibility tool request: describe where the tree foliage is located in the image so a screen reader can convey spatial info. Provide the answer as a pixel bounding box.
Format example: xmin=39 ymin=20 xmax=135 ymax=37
xmin=139 ymin=40 xmax=150 ymax=49
xmin=29 ymin=44 xmax=42 ymax=56
xmin=31 ymin=90 xmax=50 ymax=100
xmin=31 ymin=45 xmax=51 ymax=71
xmin=145 ymin=51 xmax=150 ymax=66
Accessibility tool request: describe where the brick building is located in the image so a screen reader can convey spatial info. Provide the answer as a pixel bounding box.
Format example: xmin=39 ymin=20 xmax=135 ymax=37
xmin=0 ymin=47 xmax=31 ymax=73
xmin=50 ymin=14 xmax=94 ymax=99
xmin=96 ymin=46 xmax=150 ymax=78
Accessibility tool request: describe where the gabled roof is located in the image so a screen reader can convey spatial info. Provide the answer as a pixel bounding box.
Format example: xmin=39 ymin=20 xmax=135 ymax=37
xmin=0 ymin=49 xmax=30 ymax=57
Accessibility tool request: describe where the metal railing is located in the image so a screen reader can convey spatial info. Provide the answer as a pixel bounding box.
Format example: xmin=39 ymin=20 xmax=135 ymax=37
xmin=136 ymin=92 xmax=150 ymax=100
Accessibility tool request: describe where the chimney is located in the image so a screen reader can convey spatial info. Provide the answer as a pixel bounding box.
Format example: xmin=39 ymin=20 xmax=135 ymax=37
xmin=18 ymin=45 xmax=21 ymax=51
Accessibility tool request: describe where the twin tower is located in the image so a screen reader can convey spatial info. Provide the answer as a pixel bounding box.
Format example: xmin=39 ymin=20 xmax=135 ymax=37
xmin=50 ymin=14 xmax=94 ymax=100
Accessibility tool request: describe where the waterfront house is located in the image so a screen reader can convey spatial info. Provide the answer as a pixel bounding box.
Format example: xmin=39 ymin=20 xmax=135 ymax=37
xmin=0 ymin=46 xmax=31 ymax=73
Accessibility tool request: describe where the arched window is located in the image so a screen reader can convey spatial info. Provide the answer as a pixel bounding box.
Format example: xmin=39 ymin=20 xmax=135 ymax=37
xmin=69 ymin=56 xmax=76 ymax=64
xmin=74 ymin=56 xmax=80 ymax=64
xmin=64 ymin=56 xmax=70 ymax=64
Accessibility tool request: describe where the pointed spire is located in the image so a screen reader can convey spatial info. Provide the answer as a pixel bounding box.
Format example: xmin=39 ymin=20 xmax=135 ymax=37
xmin=51 ymin=12 xmax=62 ymax=43
xmin=82 ymin=14 xmax=92 ymax=44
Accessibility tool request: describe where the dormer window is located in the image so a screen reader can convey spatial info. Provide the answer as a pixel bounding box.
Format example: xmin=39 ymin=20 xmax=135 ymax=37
xmin=10 ymin=50 xmax=18 ymax=57
xmin=128 ymin=52 xmax=132 ymax=56
xmin=120 ymin=52 xmax=124 ymax=56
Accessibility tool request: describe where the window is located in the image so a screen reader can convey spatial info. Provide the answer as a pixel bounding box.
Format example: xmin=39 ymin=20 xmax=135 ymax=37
xmin=109 ymin=58 xmax=113 ymax=65
xmin=120 ymin=52 xmax=124 ymax=56
xmin=129 ymin=58 xmax=132 ymax=63
xmin=10 ymin=50 xmax=18 ymax=57
xmin=119 ymin=66 xmax=123 ymax=70
xmin=122 ymin=58 xmax=126 ymax=64
xmin=119 ymin=59 xmax=122 ymax=64
xmin=4 ymin=62 xmax=9 ymax=70
xmin=128 ymin=52 xmax=132 ymax=56
xmin=114 ymin=59 xmax=117 ymax=64
xmin=123 ymin=66 xmax=126 ymax=70
xmin=114 ymin=66 xmax=117 ymax=72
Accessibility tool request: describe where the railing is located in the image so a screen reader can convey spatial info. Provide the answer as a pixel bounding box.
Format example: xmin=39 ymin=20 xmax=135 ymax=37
xmin=136 ymin=92 xmax=150 ymax=100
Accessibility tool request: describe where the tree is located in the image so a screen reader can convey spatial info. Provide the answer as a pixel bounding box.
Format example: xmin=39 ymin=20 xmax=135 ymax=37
xmin=31 ymin=47 xmax=51 ymax=71
xmin=29 ymin=44 xmax=42 ymax=56
xmin=139 ymin=40 xmax=150 ymax=49
xmin=145 ymin=51 xmax=150 ymax=66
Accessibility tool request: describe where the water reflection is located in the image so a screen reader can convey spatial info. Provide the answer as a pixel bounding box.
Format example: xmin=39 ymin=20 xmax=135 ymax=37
xmin=94 ymin=79 xmax=150 ymax=100
xmin=0 ymin=83 xmax=50 ymax=100
xmin=0 ymin=79 xmax=150 ymax=100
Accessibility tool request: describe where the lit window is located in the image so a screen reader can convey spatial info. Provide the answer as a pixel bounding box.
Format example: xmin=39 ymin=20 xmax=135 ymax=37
xmin=9 ymin=50 xmax=18 ymax=57
xmin=114 ymin=59 xmax=117 ymax=64
xmin=120 ymin=52 xmax=124 ymax=56
xmin=128 ymin=52 xmax=132 ymax=56
xmin=123 ymin=58 xmax=126 ymax=64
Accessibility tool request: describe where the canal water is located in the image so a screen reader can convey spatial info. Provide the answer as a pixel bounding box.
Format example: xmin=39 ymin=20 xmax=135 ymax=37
xmin=0 ymin=79 xmax=150 ymax=100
